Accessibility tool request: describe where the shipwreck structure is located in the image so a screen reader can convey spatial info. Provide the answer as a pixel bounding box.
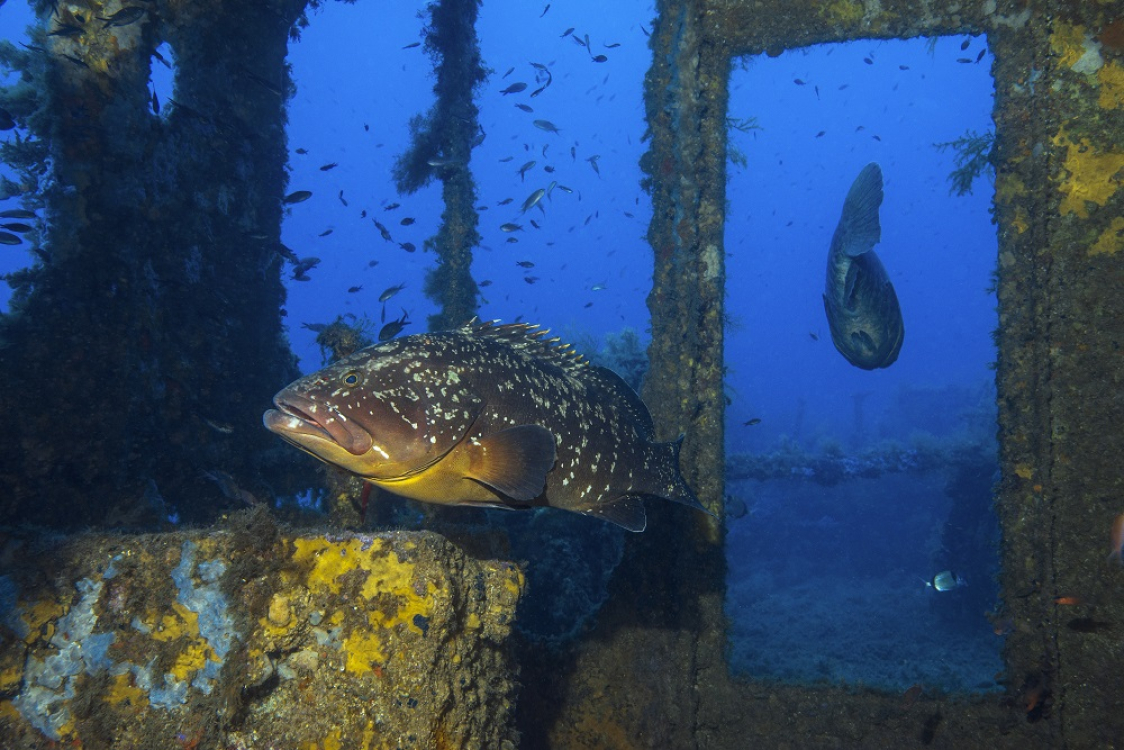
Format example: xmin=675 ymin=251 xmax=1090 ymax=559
xmin=0 ymin=0 xmax=1122 ymax=747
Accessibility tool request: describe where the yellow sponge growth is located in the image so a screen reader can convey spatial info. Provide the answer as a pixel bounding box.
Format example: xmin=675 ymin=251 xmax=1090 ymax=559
xmin=148 ymin=602 xmax=200 ymax=642
xmin=136 ymin=600 xmax=214 ymax=682
xmin=1098 ymin=61 xmax=1124 ymax=109
xmin=293 ymin=537 xmax=380 ymax=595
xmin=105 ymin=672 xmax=148 ymax=708
xmin=343 ymin=629 xmax=387 ymax=673
xmin=1050 ymin=22 xmax=1088 ymax=70
xmin=1053 ymin=128 xmax=1124 ymax=218
xmin=20 ymin=598 xmax=65 ymax=645
xmin=821 ymin=0 xmax=864 ymax=25
xmin=292 ymin=537 xmax=439 ymax=675
xmin=1090 ymin=217 xmax=1124 ymax=257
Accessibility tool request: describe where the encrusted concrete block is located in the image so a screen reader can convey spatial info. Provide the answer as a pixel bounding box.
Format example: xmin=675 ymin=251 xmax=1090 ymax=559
xmin=0 ymin=523 xmax=523 ymax=749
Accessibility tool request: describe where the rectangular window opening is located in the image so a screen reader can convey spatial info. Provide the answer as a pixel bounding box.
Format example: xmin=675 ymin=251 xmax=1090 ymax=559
xmin=723 ymin=36 xmax=1002 ymax=693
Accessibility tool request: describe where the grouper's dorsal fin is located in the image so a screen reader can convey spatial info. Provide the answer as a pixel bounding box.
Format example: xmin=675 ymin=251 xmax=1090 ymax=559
xmin=461 ymin=318 xmax=589 ymax=375
xmin=584 ymin=366 xmax=656 ymax=441
xmin=838 ymin=162 xmax=883 ymax=258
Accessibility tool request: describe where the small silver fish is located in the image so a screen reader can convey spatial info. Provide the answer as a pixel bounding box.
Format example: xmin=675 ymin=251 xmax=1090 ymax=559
xmin=48 ymin=23 xmax=85 ymax=37
xmin=379 ymin=283 xmax=407 ymax=303
xmin=378 ymin=311 xmax=410 ymax=342
xmin=924 ymin=570 xmax=966 ymax=592
xmin=100 ymin=7 xmax=146 ymax=28
xmin=202 ymin=469 xmax=260 ymax=506
xmin=521 ymin=188 xmax=546 ymax=214
xmin=533 ymin=119 xmax=561 ymax=135
xmin=292 ymin=257 xmax=321 ymax=275
xmin=283 ymin=190 xmax=312 ymax=205
xmin=374 ymin=220 xmax=393 ymax=242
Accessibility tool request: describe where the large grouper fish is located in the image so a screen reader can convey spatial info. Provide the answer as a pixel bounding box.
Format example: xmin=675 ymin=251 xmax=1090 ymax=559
xmin=823 ymin=162 xmax=904 ymax=370
xmin=263 ymin=320 xmax=708 ymax=531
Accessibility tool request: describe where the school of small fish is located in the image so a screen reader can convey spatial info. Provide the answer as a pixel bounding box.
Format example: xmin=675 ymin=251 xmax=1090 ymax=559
xmin=262 ymin=3 xmax=640 ymax=330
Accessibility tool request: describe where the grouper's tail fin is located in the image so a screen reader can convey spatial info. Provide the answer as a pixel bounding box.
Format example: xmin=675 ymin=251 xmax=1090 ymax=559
xmin=838 ymin=162 xmax=883 ymax=258
xmin=582 ymin=437 xmax=714 ymax=533
xmin=650 ymin=434 xmax=715 ymax=518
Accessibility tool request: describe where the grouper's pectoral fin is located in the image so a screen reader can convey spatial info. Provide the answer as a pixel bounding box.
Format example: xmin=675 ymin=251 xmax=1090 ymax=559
xmin=465 ymin=424 xmax=557 ymax=502
xmin=580 ymin=496 xmax=647 ymax=532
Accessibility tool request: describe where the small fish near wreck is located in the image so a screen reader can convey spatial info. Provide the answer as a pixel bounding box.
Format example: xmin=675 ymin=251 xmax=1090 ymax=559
xmin=924 ymin=570 xmax=966 ymax=592
xmin=263 ymin=320 xmax=708 ymax=531
xmin=822 ymin=162 xmax=904 ymax=370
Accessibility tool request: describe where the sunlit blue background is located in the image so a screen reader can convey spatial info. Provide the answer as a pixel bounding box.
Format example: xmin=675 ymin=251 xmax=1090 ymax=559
xmin=280 ymin=0 xmax=655 ymax=369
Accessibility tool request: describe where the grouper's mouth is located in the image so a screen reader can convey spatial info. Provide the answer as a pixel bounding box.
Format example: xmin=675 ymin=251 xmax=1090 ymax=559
xmin=263 ymin=393 xmax=374 ymax=456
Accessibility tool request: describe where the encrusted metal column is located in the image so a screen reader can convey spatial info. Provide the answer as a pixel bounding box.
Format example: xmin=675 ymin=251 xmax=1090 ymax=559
xmin=642 ymin=0 xmax=728 ymax=532
xmin=993 ymin=7 xmax=1124 ymax=746
xmin=0 ymin=0 xmax=312 ymax=528
xmin=392 ymin=0 xmax=484 ymax=331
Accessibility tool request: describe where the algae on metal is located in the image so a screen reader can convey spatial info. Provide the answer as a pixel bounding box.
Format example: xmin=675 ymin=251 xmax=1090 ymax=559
xmin=0 ymin=0 xmax=315 ymax=530
xmin=991 ymin=11 xmax=1124 ymax=747
xmin=0 ymin=518 xmax=524 ymax=749
xmin=392 ymin=0 xmax=485 ymax=332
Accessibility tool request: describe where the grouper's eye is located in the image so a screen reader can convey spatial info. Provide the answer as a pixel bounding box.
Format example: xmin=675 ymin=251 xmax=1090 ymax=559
xmin=341 ymin=370 xmax=361 ymax=386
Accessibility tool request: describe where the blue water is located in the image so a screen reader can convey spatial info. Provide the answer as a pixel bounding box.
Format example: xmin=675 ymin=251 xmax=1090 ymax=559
xmin=0 ymin=0 xmax=1001 ymax=693
xmin=725 ymin=39 xmax=996 ymax=452
xmin=281 ymin=0 xmax=654 ymax=371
